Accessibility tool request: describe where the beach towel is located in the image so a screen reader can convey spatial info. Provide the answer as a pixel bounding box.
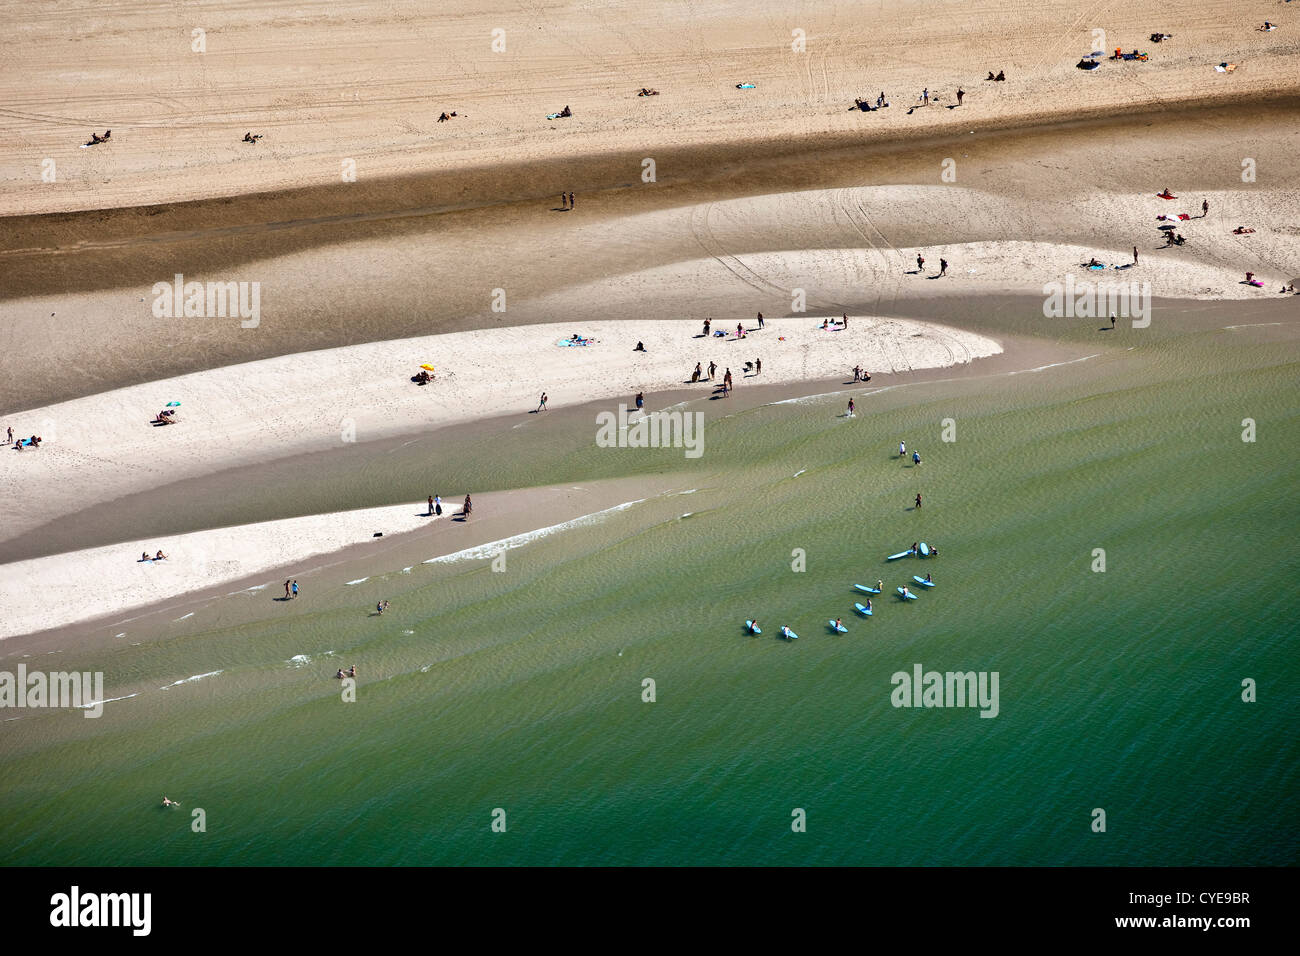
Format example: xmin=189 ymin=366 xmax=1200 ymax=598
xmin=1087 ymin=264 xmax=1105 ymax=270
xmin=1247 ymin=280 xmax=1264 ymax=287
xmin=1157 ymin=192 xmax=1177 ymax=199
xmin=546 ymin=112 xmax=562 ymax=119
xmin=1215 ymin=63 xmax=1237 ymax=73
xmin=557 ymin=338 xmax=594 ymax=347
xmin=736 ymin=83 xmax=756 ymax=89
xmin=1177 ymin=213 xmax=1191 ymax=220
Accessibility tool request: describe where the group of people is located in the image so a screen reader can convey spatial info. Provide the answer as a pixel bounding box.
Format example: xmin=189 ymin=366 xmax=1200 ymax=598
xmin=559 ymin=191 xmax=576 ymax=209
xmin=152 ymin=408 xmax=179 ymax=424
xmin=912 ymin=254 xmax=948 ymax=276
xmin=852 ymin=365 xmax=872 ymax=382
xmin=283 ymin=579 xmax=300 ymax=599
xmin=335 ymin=665 xmax=358 ymax=679
xmin=140 ymin=550 xmax=168 ymax=561
xmin=9 ymin=431 xmax=42 ymax=450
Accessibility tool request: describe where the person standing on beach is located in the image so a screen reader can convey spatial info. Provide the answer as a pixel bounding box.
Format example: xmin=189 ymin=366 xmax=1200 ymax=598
xmin=853 ymin=365 xmax=861 ymax=382
xmin=428 ymin=495 xmax=434 ymax=516
xmin=291 ymin=580 xmax=299 ymax=599
xmin=435 ymin=494 xmax=442 ymax=516
xmin=956 ymin=87 xmax=964 ymax=106
xmin=842 ymin=314 xmax=849 ymax=329
xmin=1110 ymin=314 xmax=1116 ymax=329
xmin=915 ymin=493 xmax=922 ymax=510
xmin=5 ymin=427 xmax=11 ymax=444
xmin=692 ymin=362 xmax=702 ymax=382
xmin=922 ymin=88 xmax=929 ymax=106
xmin=912 ymin=450 xmax=921 ymax=466
xmin=755 ymin=358 xmax=761 ymax=375
xmin=847 ymin=397 xmax=856 ymax=417
xmin=899 ymin=440 xmax=906 ymax=458
xmin=708 ymin=361 xmax=716 ymax=380
xmin=635 ymin=391 xmax=645 ymax=412
xmin=703 ymin=317 xmax=711 ymax=336
xmin=938 ymin=258 xmax=948 ymax=276
xmin=1133 ymin=246 xmax=1138 ymax=266
xmin=560 ymin=193 xmax=567 ymax=210
xmin=757 ymin=312 xmax=764 ymax=329
xmin=568 ymin=192 xmax=575 ymax=209
xmin=916 ymin=254 xmax=924 ymax=273
xmin=724 ymin=368 xmax=733 ymax=390
xmin=537 ymin=392 xmax=548 ymax=412
xmin=463 ymin=494 xmax=472 ymax=518
xmin=1202 ymin=199 xmax=1209 ymax=217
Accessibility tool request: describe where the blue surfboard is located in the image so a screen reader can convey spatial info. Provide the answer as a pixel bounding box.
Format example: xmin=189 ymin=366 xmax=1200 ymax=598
xmin=828 ymin=620 xmax=848 ymax=633
xmin=855 ymin=584 xmax=881 ymax=594
xmin=919 ymin=542 xmax=930 ymax=557
xmin=912 ymin=576 xmax=935 ymax=588
xmin=896 ymin=587 xmax=918 ymax=600
xmin=781 ymin=626 xmax=799 ymax=640
xmin=854 ymin=602 xmax=873 ymax=616
xmin=745 ymin=620 xmax=761 ymax=634
xmin=887 ymin=549 xmax=914 ymax=560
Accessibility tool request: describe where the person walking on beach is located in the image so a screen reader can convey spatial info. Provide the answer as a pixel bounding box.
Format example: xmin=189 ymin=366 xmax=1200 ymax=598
xmin=635 ymin=391 xmax=645 ymax=412
xmin=284 ymin=579 xmax=291 ymax=599
xmin=938 ymin=258 xmax=948 ymax=276
xmin=916 ymin=254 xmax=924 ymax=273
xmin=291 ymin=580 xmax=299 ymax=599
xmin=1133 ymin=245 xmax=1138 ymax=266
xmin=463 ymin=494 xmax=472 ymax=518
xmin=847 ymin=397 xmax=856 ymax=417
xmin=956 ymin=87 xmax=964 ymax=106
xmin=537 ymin=392 xmax=548 ymax=412
xmin=912 ymin=450 xmax=921 ymax=466
xmin=1110 ymin=314 xmax=1116 ymax=329
xmin=914 ymin=493 xmax=922 ymax=510
xmin=1202 ymin=199 xmax=1209 ymax=217
xmin=757 ymin=312 xmax=764 ymax=329
xmin=899 ymin=439 xmax=906 ymax=458
xmin=708 ymin=361 xmax=716 ymax=380
xmin=922 ymin=87 xmax=929 ymax=106
xmin=5 ymin=427 xmax=11 ymax=445
xmin=724 ymin=368 xmax=733 ymax=389
xmin=755 ymin=357 xmax=761 ymax=375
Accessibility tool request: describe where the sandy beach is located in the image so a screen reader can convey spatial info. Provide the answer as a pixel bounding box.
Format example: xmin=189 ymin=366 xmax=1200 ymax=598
xmin=2 ymin=0 xmax=1297 ymax=643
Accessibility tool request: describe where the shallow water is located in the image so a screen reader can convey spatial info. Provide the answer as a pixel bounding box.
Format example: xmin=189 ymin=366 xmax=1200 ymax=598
xmin=2 ymin=323 xmax=1296 ymax=865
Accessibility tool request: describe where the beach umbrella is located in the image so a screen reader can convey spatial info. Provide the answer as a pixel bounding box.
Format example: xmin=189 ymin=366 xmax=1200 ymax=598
xmin=420 ymin=365 xmax=435 ymax=371
xmin=165 ymin=401 xmax=181 ymax=407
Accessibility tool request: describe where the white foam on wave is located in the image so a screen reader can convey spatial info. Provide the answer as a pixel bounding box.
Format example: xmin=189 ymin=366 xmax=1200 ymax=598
xmin=160 ymin=669 xmax=223 ymax=689
xmin=76 ymin=693 xmax=138 ymax=709
xmin=287 ymin=655 xmax=312 ymax=667
xmin=1007 ymin=353 xmax=1100 ymax=375
xmin=172 ymin=612 xmax=194 ymax=622
xmin=422 ymin=498 xmax=646 ymax=565
xmin=345 ymin=577 xmax=370 ymax=585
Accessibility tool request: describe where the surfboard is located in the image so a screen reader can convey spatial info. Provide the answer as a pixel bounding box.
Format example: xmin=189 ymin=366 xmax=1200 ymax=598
xmin=896 ymin=587 xmax=918 ymax=600
xmin=781 ymin=627 xmax=798 ymax=640
xmin=745 ymin=620 xmax=761 ymax=634
xmin=919 ymin=542 xmax=930 ymax=556
xmin=913 ymin=576 xmax=935 ymax=587
xmin=854 ymin=603 xmax=873 ymax=616
xmin=828 ymin=620 xmax=848 ymax=633
xmin=855 ymin=584 xmax=881 ymax=594
xmin=887 ymin=550 xmax=914 ymax=561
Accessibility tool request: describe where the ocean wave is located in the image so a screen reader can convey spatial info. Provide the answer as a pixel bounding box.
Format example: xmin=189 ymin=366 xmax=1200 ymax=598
xmin=160 ymin=670 xmax=223 ymax=689
xmin=422 ymin=498 xmax=646 ymax=565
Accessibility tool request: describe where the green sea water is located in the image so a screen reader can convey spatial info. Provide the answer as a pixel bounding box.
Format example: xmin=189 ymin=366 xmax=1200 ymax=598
xmin=2 ymin=321 xmax=1297 ymax=866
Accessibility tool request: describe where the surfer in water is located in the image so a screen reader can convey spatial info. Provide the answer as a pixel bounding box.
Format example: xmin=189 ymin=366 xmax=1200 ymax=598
xmin=847 ymin=398 xmax=856 ymax=417
xmin=877 ymin=579 xmax=883 ymax=592
xmin=901 ymin=586 xmax=911 ymax=599
xmin=835 ymin=618 xmax=844 ymax=630
xmin=925 ymin=573 xmax=932 ymax=583
xmin=912 ymin=543 xmax=919 ymax=554
xmin=162 ymin=797 xmax=179 ymax=807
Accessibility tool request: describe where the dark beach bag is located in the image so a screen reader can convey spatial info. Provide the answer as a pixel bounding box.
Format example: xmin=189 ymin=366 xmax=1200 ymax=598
xmin=435 ymin=503 xmax=442 ymax=515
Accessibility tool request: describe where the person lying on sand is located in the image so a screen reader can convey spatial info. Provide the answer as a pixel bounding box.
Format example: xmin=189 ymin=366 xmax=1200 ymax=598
xmin=242 ymin=132 xmax=263 ymax=143
xmin=85 ymin=129 xmax=111 ymax=146
xmin=1232 ymin=226 xmax=1255 ymax=234
xmin=438 ymin=112 xmax=462 ymax=122
xmin=636 ymin=88 xmax=660 ymax=96
xmin=153 ymin=409 xmax=178 ymax=424
xmin=155 ymin=550 xmax=167 ymax=560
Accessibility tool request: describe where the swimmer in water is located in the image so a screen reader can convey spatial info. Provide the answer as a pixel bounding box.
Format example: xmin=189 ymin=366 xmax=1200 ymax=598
xmin=162 ymin=797 xmax=179 ymax=807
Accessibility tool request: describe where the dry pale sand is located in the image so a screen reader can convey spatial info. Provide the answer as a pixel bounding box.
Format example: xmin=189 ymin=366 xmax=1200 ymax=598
xmin=1 ymin=0 xmax=1297 ymax=642
xmin=0 ymin=476 xmax=688 ymax=640
xmin=0 ymin=315 xmax=999 ymax=546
